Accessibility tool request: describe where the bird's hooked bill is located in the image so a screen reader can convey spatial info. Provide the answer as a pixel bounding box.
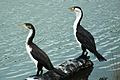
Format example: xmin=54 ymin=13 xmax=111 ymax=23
xmin=17 ymin=23 xmax=27 ymax=29
xmin=68 ymin=7 xmax=74 ymax=12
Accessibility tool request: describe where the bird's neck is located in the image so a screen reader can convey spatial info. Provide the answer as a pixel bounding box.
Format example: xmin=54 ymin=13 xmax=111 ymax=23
xmin=73 ymin=11 xmax=83 ymax=33
xmin=26 ymin=28 xmax=35 ymax=45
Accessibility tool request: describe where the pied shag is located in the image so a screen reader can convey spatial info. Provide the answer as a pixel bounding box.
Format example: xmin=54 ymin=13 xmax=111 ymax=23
xmin=21 ymin=23 xmax=65 ymax=77
xmin=69 ymin=6 xmax=106 ymax=61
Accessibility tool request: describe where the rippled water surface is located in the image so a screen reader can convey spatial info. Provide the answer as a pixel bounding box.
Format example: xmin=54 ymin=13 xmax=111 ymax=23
xmin=0 ymin=0 xmax=120 ymax=80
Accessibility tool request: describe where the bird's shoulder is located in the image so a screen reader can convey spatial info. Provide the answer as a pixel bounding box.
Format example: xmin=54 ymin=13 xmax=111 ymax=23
xmin=77 ymin=25 xmax=94 ymax=39
xmin=30 ymin=43 xmax=50 ymax=61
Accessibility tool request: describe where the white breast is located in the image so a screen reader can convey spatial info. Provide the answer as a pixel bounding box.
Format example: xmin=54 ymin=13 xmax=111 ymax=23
xmin=26 ymin=44 xmax=37 ymax=67
xmin=73 ymin=25 xmax=81 ymax=46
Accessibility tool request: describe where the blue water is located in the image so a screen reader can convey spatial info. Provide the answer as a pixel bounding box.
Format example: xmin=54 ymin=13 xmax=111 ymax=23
xmin=0 ymin=0 xmax=120 ymax=80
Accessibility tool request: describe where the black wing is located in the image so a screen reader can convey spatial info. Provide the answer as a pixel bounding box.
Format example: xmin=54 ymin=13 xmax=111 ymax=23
xmin=30 ymin=43 xmax=53 ymax=70
xmin=76 ymin=25 xmax=96 ymax=52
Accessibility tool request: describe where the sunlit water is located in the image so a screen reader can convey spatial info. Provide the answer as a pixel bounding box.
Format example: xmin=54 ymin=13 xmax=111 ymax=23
xmin=0 ymin=0 xmax=120 ymax=80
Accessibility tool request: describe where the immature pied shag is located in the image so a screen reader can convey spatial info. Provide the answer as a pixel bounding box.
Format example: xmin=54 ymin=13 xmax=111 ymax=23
xmin=22 ymin=23 xmax=65 ymax=77
xmin=69 ymin=6 xmax=106 ymax=61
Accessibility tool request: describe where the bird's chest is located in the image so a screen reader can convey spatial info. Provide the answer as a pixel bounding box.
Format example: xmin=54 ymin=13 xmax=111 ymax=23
xmin=73 ymin=23 xmax=77 ymax=35
xmin=26 ymin=44 xmax=37 ymax=66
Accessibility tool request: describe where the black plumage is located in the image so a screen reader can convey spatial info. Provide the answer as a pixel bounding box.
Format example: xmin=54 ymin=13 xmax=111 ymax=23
xmin=23 ymin=23 xmax=65 ymax=76
xmin=30 ymin=43 xmax=54 ymax=75
xmin=70 ymin=6 xmax=107 ymax=61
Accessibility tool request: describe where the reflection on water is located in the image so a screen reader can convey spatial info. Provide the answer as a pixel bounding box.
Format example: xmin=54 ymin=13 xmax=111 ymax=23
xmin=0 ymin=0 xmax=120 ymax=80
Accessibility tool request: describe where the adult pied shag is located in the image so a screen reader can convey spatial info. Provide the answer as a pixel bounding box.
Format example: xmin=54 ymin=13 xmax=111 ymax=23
xmin=69 ymin=6 xmax=106 ymax=61
xmin=21 ymin=23 xmax=65 ymax=77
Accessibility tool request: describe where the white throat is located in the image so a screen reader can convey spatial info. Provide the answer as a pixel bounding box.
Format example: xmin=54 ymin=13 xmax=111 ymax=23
xmin=73 ymin=10 xmax=82 ymax=47
xmin=26 ymin=29 xmax=33 ymax=44
xmin=73 ymin=11 xmax=82 ymax=34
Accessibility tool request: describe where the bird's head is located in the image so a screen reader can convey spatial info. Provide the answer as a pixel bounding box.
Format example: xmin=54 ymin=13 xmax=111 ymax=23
xmin=69 ymin=6 xmax=82 ymax=13
xmin=69 ymin=6 xmax=83 ymax=18
xmin=22 ymin=23 xmax=34 ymax=30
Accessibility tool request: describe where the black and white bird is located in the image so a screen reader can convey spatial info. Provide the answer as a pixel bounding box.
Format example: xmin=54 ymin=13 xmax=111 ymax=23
xmin=21 ymin=23 xmax=65 ymax=77
xmin=69 ymin=6 xmax=106 ymax=61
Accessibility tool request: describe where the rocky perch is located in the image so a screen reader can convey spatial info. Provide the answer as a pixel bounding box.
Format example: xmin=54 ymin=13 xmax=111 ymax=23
xmin=25 ymin=55 xmax=93 ymax=80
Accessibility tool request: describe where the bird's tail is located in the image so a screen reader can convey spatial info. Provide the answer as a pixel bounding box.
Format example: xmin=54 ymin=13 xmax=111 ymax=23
xmin=94 ymin=52 xmax=107 ymax=62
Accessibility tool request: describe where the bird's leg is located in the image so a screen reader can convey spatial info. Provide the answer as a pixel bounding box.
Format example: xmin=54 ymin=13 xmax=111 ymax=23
xmin=82 ymin=51 xmax=86 ymax=56
xmin=36 ymin=70 xmax=39 ymax=76
xmin=84 ymin=51 xmax=88 ymax=56
xmin=81 ymin=45 xmax=86 ymax=56
xmin=36 ymin=63 xmax=43 ymax=76
xmin=34 ymin=63 xmax=43 ymax=79
xmin=40 ymin=69 xmax=43 ymax=76
xmin=35 ymin=69 xmax=43 ymax=79
xmin=33 ymin=70 xmax=40 ymax=79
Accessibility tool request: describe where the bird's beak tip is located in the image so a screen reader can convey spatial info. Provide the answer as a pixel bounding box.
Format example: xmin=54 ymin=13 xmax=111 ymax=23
xmin=17 ymin=23 xmax=25 ymax=28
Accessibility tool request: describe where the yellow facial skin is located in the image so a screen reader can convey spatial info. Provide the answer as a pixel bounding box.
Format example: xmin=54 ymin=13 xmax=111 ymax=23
xmin=68 ymin=7 xmax=75 ymax=12
xmin=18 ymin=23 xmax=30 ymax=30
xmin=69 ymin=6 xmax=81 ymax=13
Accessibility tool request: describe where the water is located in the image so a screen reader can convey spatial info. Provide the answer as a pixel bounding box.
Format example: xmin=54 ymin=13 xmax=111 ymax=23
xmin=0 ymin=0 xmax=120 ymax=80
